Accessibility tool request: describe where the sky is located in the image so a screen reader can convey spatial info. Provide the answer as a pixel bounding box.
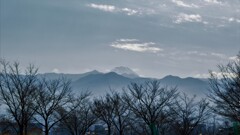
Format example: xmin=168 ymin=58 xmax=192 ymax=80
xmin=0 ymin=0 xmax=239 ymax=78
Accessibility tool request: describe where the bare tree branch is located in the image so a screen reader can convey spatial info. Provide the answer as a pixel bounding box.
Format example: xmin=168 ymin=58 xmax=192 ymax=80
xmin=58 ymin=92 xmax=97 ymax=135
xmin=170 ymin=93 xmax=210 ymax=135
xmin=123 ymin=80 xmax=178 ymax=135
xmin=0 ymin=60 xmax=38 ymax=135
xmin=33 ymin=77 xmax=73 ymax=135
xmin=208 ymin=52 xmax=240 ymax=122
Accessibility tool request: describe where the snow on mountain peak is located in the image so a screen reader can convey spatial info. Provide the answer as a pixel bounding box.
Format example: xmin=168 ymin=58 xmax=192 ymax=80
xmin=111 ymin=66 xmax=139 ymax=78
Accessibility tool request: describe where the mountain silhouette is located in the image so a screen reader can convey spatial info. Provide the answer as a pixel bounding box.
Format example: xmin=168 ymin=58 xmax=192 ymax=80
xmin=40 ymin=69 xmax=209 ymax=98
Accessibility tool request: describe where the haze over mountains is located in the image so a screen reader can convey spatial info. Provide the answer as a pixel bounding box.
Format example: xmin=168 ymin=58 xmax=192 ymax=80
xmin=39 ymin=66 xmax=209 ymax=98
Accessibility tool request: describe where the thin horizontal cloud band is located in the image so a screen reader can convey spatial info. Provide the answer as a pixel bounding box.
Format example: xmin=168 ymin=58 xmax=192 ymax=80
xmin=111 ymin=39 xmax=163 ymax=53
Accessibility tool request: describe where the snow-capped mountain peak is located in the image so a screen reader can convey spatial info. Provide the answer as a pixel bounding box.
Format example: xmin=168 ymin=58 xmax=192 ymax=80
xmin=111 ymin=66 xmax=139 ymax=78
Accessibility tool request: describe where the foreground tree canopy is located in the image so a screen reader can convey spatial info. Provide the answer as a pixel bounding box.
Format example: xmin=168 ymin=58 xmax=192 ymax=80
xmin=209 ymin=52 xmax=240 ymax=122
xmin=0 ymin=60 xmax=78 ymax=135
xmin=0 ymin=61 xmax=38 ymax=135
xmin=123 ymin=81 xmax=178 ymax=135
xmin=171 ymin=93 xmax=210 ymax=135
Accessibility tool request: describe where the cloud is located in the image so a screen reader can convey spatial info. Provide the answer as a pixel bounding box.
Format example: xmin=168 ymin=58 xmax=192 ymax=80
xmin=172 ymin=0 xmax=199 ymax=8
xmin=220 ymin=17 xmax=240 ymax=24
xmin=210 ymin=52 xmax=226 ymax=59
xmin=211 ymin=71 xmax=236 ymax=78
xmin=187 ymin=51 xmax=228 ymax=59
xmin=228 ymin=17 xmax=234 ymax=22
xmin=187 ymin=51 xmax=208 ymax=56
xmin=87 ymin=3 xmax=140 ymax=16
xmin=111 ymin=39 xmax=163 ymax=53
xmin=204 ymin=0 xmax=222 ymax=5
xmin=111 ymin=43 xmax=161 ymax=53
xmin=194 ymin=73 xmax=210 ymax=78
xmin=174 ymin=13 xmax=203 ymax=23
xmin=229 ymin=56 xmax=238 ymax=61
xmin=228 ymin=17 xmax=240 ymax=23
xmin=195 ymin=71 xmax=236 ymax=78
xmin=117 ymin=39 xmax=139 ymax=42
xmin=121 ymin=8 xmax=139 ymax=15
xmin=52 ymin=68 xmax=60 ymax=73
xmin=88 ymin=3 xmax=116 ymax=12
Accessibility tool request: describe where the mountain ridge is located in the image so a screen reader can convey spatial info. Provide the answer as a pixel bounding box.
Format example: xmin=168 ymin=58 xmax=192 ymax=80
xmin=39 ymin=68 xmax=209 ymax=97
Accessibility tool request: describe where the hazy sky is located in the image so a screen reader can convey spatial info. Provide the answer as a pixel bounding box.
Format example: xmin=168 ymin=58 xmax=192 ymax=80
xmin=0 ymin=0 xmax=239 ymax=78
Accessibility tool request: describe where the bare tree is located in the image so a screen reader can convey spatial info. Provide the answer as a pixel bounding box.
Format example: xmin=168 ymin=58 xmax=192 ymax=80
xmin=204 ymin=114 xmax=221 ymax=135
xmin=208 ymin=52 xmax=240 ymax=122
xmin=109 ymin=92 xmax=131 ymax=135
xmin=170 ymin=93 xmax=210 ymax=135
xmin=0 ymin=115 xmax=17 ymax=135
xmin=92 ymin=94 xmax=114 ymax=135
xmin=0 ymin=61 xmax=38 ymax=135
xmin=33 ymin=77 xmax=73 ymax=135
xmin=126 ymin=116 xmax=150 ymax=135
xmin=123 ymin=80 xmax=178 ymax=135
xmin=58 ymin=92 xmax=97 ymax=135
xmin=156 ymin=112 xmax=173 ymax=135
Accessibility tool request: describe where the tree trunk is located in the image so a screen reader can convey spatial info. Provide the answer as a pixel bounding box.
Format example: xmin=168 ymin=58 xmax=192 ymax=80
xmin=75 ymin=128 xmax=78 ymax=135
xmin=151 ymin=128 xmax=154 ymax=135
xmin=107 ymin=124 xmax=111 ymax=135
xmin=45 ymin=129 xmax=49 ymax=135
xmin=120 ymin=129 xmax=124 ymax=135
xmin=19 ymin=127 xmax=24 ymax=135
xmin=24 ymin=125 xmax=28 ymax=135
xmin=149 ymin=123 xmax=156 ymax=135
xmin=45 ymin=122 xmax=49 ymax=135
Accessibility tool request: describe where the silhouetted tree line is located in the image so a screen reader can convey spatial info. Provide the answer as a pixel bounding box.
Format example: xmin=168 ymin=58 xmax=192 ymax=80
xmin=0 ymin=52 xmax=239 ymax=135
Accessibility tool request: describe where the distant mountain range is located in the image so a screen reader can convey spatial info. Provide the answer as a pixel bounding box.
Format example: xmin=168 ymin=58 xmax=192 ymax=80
xmin=38 ymin=67 xmax=210 ymax=98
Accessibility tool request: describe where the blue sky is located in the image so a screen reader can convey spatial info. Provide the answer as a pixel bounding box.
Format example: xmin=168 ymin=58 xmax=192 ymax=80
xmin=0 ymin=0 xmax=239 ymax=78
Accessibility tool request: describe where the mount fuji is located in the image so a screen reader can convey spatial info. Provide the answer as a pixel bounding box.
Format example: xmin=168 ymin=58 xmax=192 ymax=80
xmin=111 ymin=66 xmax=139 ymax=79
